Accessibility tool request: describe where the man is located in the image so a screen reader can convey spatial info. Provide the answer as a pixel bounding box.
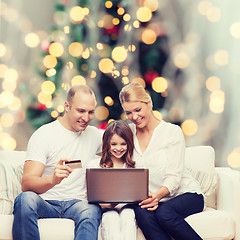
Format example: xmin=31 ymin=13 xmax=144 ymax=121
xmin=12 ymin=84 xmax=103 ymax=240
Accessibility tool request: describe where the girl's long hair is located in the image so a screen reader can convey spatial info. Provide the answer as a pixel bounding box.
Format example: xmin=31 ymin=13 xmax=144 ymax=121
xmin=100 ymin=120 xmax=135 ymax=168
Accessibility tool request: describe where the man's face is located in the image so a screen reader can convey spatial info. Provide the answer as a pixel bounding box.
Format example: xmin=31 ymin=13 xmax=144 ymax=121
xmin=65 ymin=92 xmax=96 ymax=132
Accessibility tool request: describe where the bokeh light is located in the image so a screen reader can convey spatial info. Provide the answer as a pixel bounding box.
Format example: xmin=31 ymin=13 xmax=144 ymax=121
xmin=70 ymin=6 xmax=85 ymax=23
xmin=24 ymin=33 xmax=40 ymax=48
xmin=141 ymin=29 xmax=157 ymax=45
xmin=68 ymin=42 xmax=83 ymax=57
xmin=95 ymin=106 xmax=109 ymax=120
xmin=181 ymin=119 xmax=198 ymax=136
xmin=98 ymin=58 xmax=114 ymax=73
xmin=111 ymin=46 xmax=128 ymax=63
xmin=152 ymin=77 xmax=168 ymax=93
xmin=43 ymin=55 xmax=58 ymax=68
xmin=49 ymin=42 xmax=64 ymax=57
xmin=71 ymin=75 xmax=86 ymax=85
xmin=227 ymin=148 xmax=240 ymax=168
xmin=41 ymin=81 xmax=56 ymax=94
xmin=136 ymin=7 xmax=152 ymax=22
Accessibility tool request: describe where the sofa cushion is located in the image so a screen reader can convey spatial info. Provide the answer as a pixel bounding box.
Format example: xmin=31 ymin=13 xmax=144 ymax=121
xmin=184 ymin=146 xmax=218 ymax=208
xmin=0 ymin=151 xmax=25 ymax=214
xmin=185 ymin=208 xmax=235 ymax=240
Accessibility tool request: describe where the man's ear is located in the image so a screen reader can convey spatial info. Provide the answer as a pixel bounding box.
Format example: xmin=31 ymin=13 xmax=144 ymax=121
xmin=65 ymin=101 xmax=70 ymax=113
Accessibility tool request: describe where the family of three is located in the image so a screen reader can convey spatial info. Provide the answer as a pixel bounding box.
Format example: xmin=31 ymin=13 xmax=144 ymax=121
xmin=12 ymin=83 xmax=204 ymax=240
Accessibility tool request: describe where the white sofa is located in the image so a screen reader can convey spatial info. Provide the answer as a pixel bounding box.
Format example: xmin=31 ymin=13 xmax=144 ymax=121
xmin=0 ymin=146 xmax=240 ymax=240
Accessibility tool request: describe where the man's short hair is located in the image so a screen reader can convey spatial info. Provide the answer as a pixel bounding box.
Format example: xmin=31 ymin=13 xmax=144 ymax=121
xmin=67 ymin=84 xmax=95 ymax=105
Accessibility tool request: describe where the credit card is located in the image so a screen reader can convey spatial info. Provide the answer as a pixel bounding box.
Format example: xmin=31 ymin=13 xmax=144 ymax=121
xmin=65 ymin=160 xmax=82 ymax=169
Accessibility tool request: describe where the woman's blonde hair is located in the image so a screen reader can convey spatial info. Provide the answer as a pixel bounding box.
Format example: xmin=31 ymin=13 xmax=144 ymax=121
xmin=119 ymin=83 xmax=151 ymax=104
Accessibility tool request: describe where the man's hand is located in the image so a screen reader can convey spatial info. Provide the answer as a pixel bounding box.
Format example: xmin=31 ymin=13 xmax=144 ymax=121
xmin=52 ymin=159 xmax=73 ymax=185
xmin=139 ymin=193 xmax=159 ymax=211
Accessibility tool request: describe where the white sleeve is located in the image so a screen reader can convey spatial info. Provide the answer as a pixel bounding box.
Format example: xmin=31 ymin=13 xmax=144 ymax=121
xmin=162 ymin=125 xmax=185 ymax=195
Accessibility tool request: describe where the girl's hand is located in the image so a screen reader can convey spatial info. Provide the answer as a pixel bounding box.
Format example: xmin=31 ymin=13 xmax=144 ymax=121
xmin=100 ymin=203 xmax=118 ymax=209
xmin=139 ymin=193 xmax=159 ymax=211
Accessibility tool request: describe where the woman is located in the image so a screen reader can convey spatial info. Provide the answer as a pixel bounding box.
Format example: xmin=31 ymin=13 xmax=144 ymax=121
xmin=119 ymin=83 xmax=204 ymax=240
xmin=88 ymin=120 xmax=137 ymax=240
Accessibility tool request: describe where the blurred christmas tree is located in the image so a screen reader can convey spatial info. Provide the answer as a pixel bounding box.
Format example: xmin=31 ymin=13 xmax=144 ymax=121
xmin=27 ymin=0 xmax=170 ymax=130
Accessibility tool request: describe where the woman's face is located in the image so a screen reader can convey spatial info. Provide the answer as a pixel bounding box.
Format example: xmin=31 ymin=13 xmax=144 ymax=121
xmin=109 ymin=133 xmax=128 ymax=160
xmin=122 ymin=101 xmax=151 ymax=128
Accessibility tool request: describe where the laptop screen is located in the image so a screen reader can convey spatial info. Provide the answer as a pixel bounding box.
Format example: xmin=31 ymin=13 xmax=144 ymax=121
xmin=86 ymin=168 xmax=149 ymax=203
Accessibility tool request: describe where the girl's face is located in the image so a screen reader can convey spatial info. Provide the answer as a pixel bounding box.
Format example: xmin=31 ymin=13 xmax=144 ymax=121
xmin=109 ymin=133 xmax=128 ymax=161
xmin=122 ymin=101 xmax=151 ymax=128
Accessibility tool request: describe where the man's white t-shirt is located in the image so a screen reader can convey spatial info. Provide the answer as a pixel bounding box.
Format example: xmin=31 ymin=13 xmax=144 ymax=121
xmin=26 ymin=120 xmax=103 ymax=201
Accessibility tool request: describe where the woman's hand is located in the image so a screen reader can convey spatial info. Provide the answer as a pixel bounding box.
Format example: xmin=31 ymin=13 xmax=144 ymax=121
xmin=139 ymin=193 xmax=159 ymax=211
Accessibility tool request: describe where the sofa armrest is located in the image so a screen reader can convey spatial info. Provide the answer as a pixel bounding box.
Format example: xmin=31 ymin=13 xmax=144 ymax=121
xmin=216 ymin=167 xmax=240 ymax=240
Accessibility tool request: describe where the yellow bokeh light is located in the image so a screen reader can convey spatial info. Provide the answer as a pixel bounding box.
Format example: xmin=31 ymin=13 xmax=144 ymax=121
xmin=82 ymin=49 xmax=90 ymax=59
xmin=181 ymin=119 xmax=198 ymax=136
xmin=206 ymin=7 xmax=221 ymax=22
xmin=117 ymin=7 xmax=125 ymax=15
xmin=174 ymin=52 xmax=190 ymax=69
xmin=111 ymin=46 xmax=127 ymax=63
xmin=64 ymin=26 xmax=70 ymax=34
xmin=2 ymin=79 xmax=17 ymax=92
xmin=83 ymin=8 xmax=89 ymax=16
xmin=1 ymin=113 xmax=14 ymax=127
xmin=214 ymin=50 xmax=228 ymax=66
xmin=41 ymin=81 xmax=56 ymax=94
xmin=1 ymin=135 xmax=16 ymax=151
xmin=71 ymin=75 xmax=86 ymax=85
xmin=142 ymin=29 xmax=157 ymax=45
xmin=57 ymin=105 xmax=65 ymax=113
xmin=104 ymin=96 xmax=114 ymax=106
xmin=122 ymin=77 xmax=129 ymax=84
xmin=38 ymin=92 xmax=52 ymax=105
xmin=0 ymin=64 xmax=8 ymax=78
xmin=105 ymin=1 xmax=113 ymax=8
xmin=4 ymin=68 xmax=18 ymax=81
xmin=8 ymin=97 xmax=21 ymax=111
xmin=209 ymin=90 xmax=225 ymax=114
xmin=128 ymin=44 xmax=136 ymax=52
xmin=136 ymin=7 xmax=152 ymax=22
xmin=0 ymin=91 xmax=14 ymax=105
xmin=206 ymin=76 xmax=221 ymax=92
xmin=46 ymin=68 xmax=57 ymax=77
xmin=49 ymin=42 xmax=64 ymax=57
xmin=152 ymin=77 xmax=168 ymax=93
xmin=122 ymin=66 xmax=129 ymax=76
xmin=133 ymin=20 xmax=140 ymax=28
xmin=144 ymin=0 xmax=159 ymax=12
xmin=24 ymin=33 xmax=40 ymax=48
xmin=68 ymin=42 xmax=83 ymax=57
xmin=95 ymin=106 xmax=109 ymax=120
xmin=43 ymin=55 xmax=57 ymax=68
xmin=113 ymin=18 xmax=120 ymax=25
xmin=197 ymin=0 xmax=212 ymax=15
xmin=102 ymin=14 xmax=114 ymax=29
xmin=227 ymin=148 xmax=240 ymax=168
xmin=132 ymin=77 xmax=146 ymax=88
xmin=98 ymin=58 xmax=114 ymax=73
xmin=45 ymin=101 xmax=53 ymax=108
xmin=70 ymin=6 xmax=85 ymax=23
xmin=0 ymin=43 xmax=7 ymax=57
xmin=51 ymin=110 xmax=59 ymax=118
xmin=153 ymin=110 xmax=162 ymax=121
xmin=123 ymin=14 xmax=131 ymax=22
xmin=230 ymin=22 xmax=240 ymax=39
xmin=90 ymin=70 xmax=97 ymax=78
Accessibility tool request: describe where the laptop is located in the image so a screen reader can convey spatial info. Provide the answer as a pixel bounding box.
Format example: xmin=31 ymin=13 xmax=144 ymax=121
xmin=86 ymin=168 xmax=149 ymax=203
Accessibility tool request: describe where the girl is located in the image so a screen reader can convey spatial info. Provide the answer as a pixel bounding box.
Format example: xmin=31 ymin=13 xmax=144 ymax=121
xmin=89 ymin=120 xmax=137 ymax=240
xmin=119 ymin=82 xmax=204 ymax=240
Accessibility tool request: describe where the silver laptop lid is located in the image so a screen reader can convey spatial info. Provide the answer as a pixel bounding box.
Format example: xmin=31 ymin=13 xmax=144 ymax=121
xmin=86 ymin=168 xmax=149 ymax=203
